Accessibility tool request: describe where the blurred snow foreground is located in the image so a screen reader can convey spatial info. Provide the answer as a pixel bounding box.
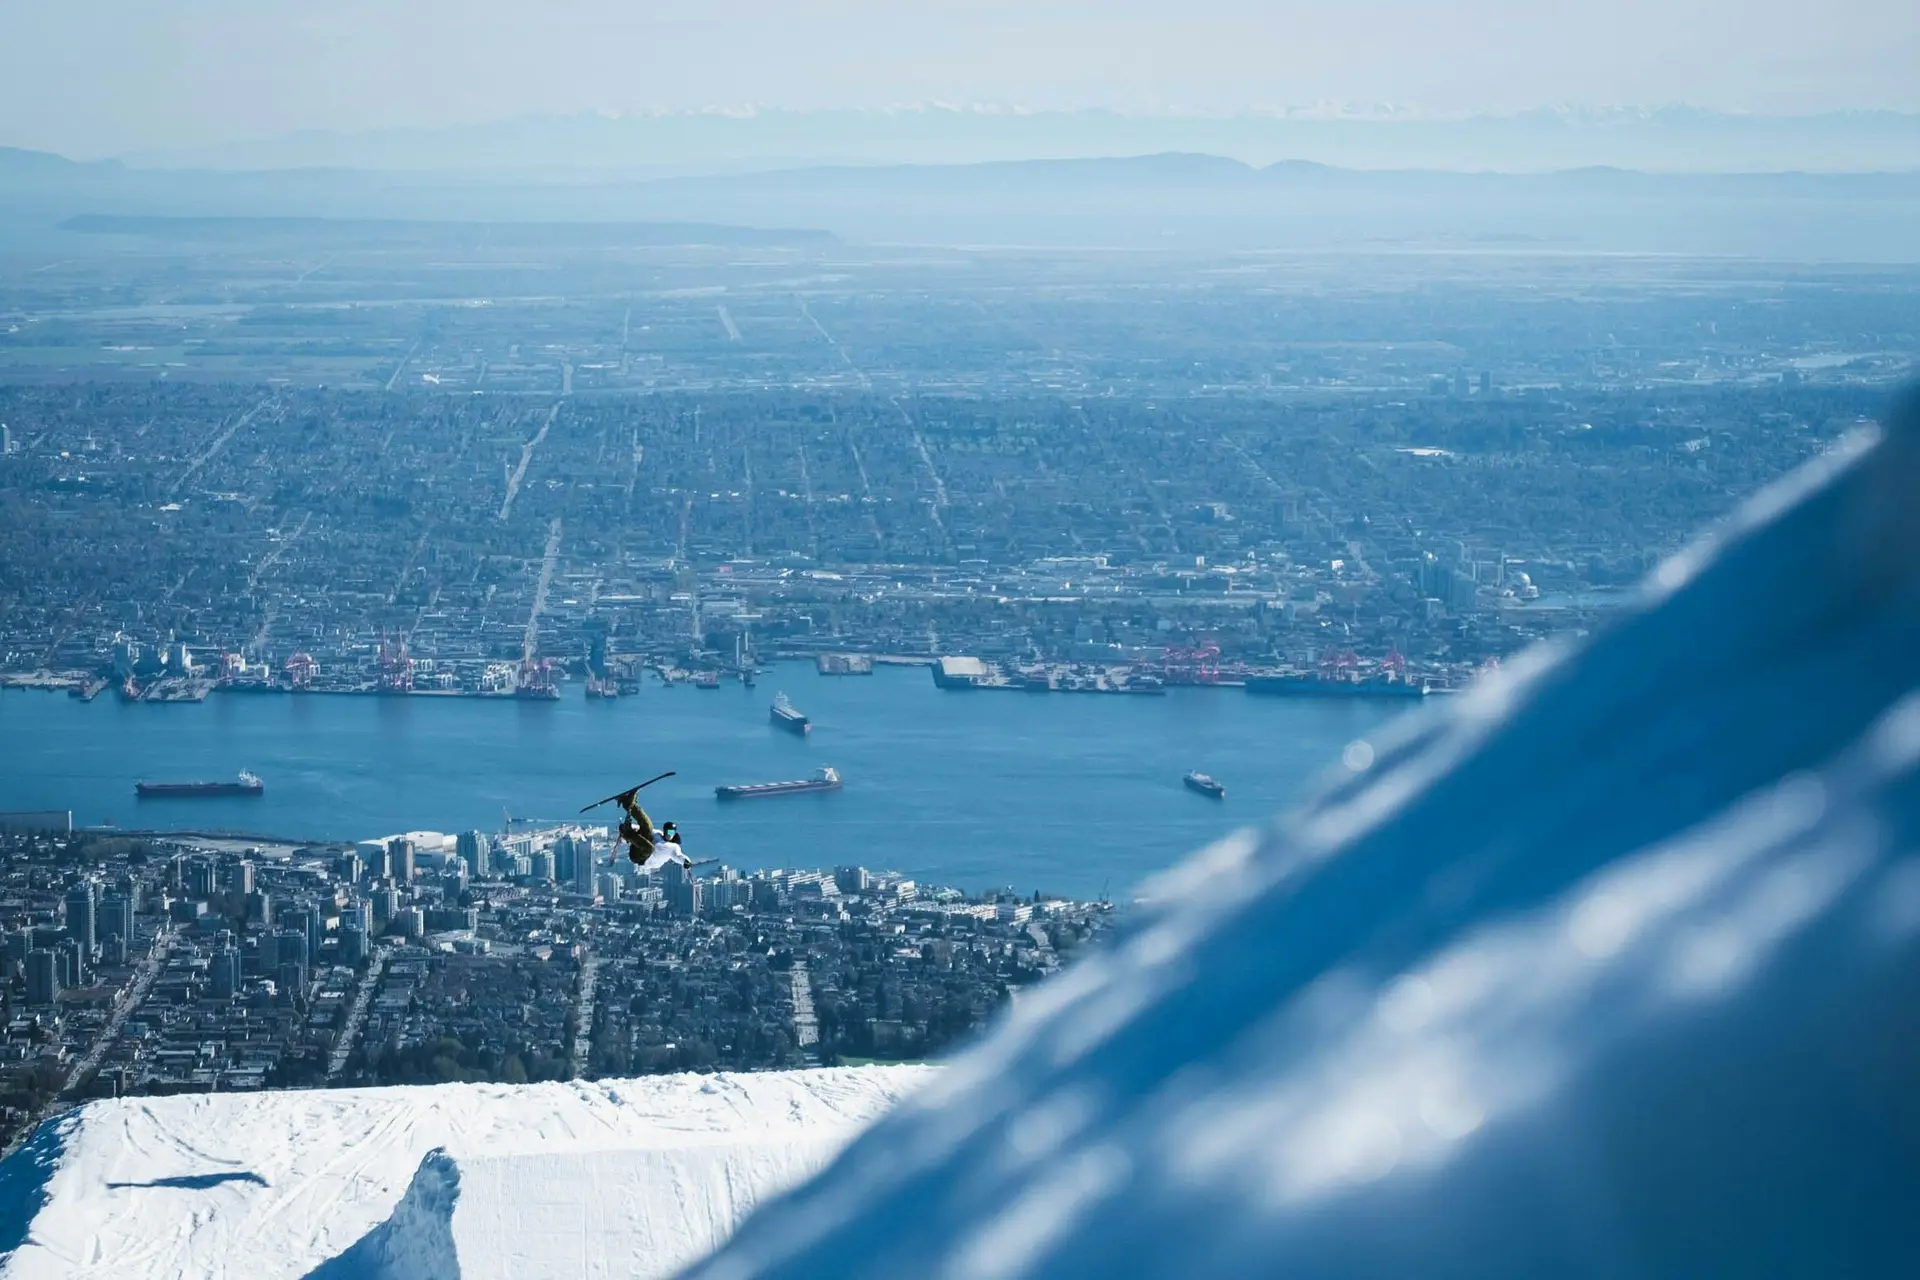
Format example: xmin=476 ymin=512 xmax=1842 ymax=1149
xmin=695 ymin=388 xmax=1920 ymax=1279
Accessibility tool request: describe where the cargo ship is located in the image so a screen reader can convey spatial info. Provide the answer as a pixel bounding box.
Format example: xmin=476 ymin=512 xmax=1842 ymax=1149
xmin=136 ymin=770 xmax=264 ymax=799
xmin=692 ymin=671 xmax=722 ymax=690
xmin=1245 ymin=673 xmax=1430 ymax=700
xmin=1184 ymin=771 xmax=1226 ymax=799
xmin=770 ymin=692 xmax=812 ymax=736
xmin=716 ymin=766 xmax=841 ymax=800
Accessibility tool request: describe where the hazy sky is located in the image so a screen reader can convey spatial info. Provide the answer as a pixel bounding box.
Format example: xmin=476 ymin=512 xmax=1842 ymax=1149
xmin=3 ymin=0 xmax=1917 ymax=158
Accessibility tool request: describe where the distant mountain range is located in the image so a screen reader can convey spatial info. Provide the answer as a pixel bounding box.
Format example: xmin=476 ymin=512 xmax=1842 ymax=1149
xmin=5 ymin=147 xmax=1919 ymax=260
xmin=56 ymin=213 xmax=837 ymax=249
xmin=113 ymin=107 xmax=1920 ymax=176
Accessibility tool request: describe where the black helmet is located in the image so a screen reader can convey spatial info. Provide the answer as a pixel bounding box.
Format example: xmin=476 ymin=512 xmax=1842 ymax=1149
xmin=662 ymin=821 xmax=678 ymax=837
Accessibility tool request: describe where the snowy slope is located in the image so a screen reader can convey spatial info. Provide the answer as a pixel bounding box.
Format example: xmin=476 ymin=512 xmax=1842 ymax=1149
xmin=0 ymin=1066 xmax=927 ymax=1280
xmin=694 ymin=389 xmax=1920 ymax=1278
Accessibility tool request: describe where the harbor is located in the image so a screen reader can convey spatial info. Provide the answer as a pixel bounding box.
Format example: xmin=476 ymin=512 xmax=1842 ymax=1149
xmin=0 ymin=661 xmax=1402 ymax=899
xmin=2 ymin=637 xmax=1469 ymax=706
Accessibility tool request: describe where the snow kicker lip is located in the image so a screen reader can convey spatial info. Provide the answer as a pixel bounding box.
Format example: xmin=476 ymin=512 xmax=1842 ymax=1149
xmin=305 ymin=1148 xmax=460 ymax=1280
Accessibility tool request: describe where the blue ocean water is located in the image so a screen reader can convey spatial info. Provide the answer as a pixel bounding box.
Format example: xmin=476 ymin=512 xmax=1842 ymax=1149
xmin=0 ymin=666 xmax=1405 ymax=899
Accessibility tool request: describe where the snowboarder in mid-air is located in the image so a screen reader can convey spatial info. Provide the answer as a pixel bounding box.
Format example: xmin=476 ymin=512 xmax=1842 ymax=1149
xmin=580 ymin=773 xmax=692 ymax=872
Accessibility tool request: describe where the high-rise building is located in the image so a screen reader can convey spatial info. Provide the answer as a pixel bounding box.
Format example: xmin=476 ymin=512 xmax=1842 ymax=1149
xmin=372 ymin=887 xmax=400 ymax=925
xmin=834 ymin=866 xmax=871 ymax=895
xmin=335 ymin=851 xmax=363 ymax=884
xmin=348 ymin=899 xmax=373 ymax=935
xmin=663 ymin=862 xmax=702 ymax=917
xmin=246 ymin=889 xmax=272 ymax=927
xmin=209 ymin=948 xmax=241 ymax=999
xmin=5 ymin=928 xmax=30 ymax=969
xmin=1 ymin=423 xmax=11 ymax=455
xmin=388 ymin=838 xmax=416 ymax=882
xmin=574 ymin=838 xmax=600 ymax=895
xmin=63 ymin=881 xmax=96 ymax=950
xmin=99 ymin=895 xmax=134 ymax=943
xmin=341 ymin=923 xmax=369 ymax=964
xmin=230 ymin=861 xmax=255 ymax=897
xmin=553 ymin=836 xmax=578 ymax=886
xmin=277 ymin=928 xmax=308 ymax=968
xmin=58 ymin=938 xmax=85 ymax=988
xmin=278 ymin=903 xmax=323 ymax=963
xmin=26 ymin=949 xmax=59 ymax=1004
xmin=456 ymin=830 xmax=490 ymax=878
xmin=185 ymin=857 xmax=218 ymax=900
xmin=530 ymin=850 xmax=555 ymax=883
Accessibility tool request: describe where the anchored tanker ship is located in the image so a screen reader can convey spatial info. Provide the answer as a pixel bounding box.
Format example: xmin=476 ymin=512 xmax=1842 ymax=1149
xmin=136 ymin=770 xmax=264 ymax=798
xmin=716 ymin=767 xmax=842 ymax=800
xmin=770 ymin=692 xmax=812 ymax=736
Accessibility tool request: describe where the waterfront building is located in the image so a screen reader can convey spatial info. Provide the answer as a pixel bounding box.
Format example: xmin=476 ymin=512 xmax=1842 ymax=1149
xmin=388 ymin=838 xmax=416 ymax=882
xmin=456 ymin=830 xmax=491 ymax=878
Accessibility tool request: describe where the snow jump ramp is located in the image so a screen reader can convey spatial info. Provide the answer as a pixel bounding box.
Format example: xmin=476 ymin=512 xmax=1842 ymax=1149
xmin=0 ymin=1067 xmax=928 ymax=1280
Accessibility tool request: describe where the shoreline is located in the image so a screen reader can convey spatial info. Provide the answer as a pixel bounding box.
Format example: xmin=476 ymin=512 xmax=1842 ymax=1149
xmin=1 ymin=667 xmax=1266 ymax=702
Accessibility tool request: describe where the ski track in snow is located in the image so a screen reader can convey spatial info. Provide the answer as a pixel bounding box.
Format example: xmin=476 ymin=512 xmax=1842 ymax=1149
xmin=0 ymin=1067 xmax=927 ymax=1280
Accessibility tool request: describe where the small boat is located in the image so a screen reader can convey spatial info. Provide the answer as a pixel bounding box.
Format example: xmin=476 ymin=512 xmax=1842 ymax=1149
xmin=1184 ymin=771 xmax=1226 ymax=799
xmin=692 ymin=671 xmax=721 ymax=690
